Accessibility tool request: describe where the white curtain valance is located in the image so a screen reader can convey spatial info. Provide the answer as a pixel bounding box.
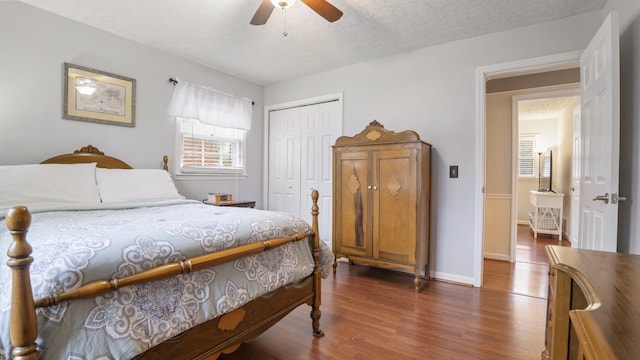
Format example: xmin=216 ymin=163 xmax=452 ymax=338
xmin=168 ymin=78 xmax=253 ymax=130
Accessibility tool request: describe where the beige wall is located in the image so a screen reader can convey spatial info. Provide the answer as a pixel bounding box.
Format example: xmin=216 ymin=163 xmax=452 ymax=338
xmin=483 ymin=93 xmax=515 ymax=260
xmin=485 ymin=95 xmax=513 ymax=194
xmin=483 ymin=194 xmax=512 ymax=259
xmin=484 ymin=92 xmax=515 ymax=259
xmin=484 ymin=93 xmax=512 ymax=260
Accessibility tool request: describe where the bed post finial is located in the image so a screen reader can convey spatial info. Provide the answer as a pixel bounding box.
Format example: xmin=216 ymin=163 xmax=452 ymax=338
xmin=5 ymin=206 xmax=39 ymax=360
xmin=163 ymin=155 xmax=169 ymax=171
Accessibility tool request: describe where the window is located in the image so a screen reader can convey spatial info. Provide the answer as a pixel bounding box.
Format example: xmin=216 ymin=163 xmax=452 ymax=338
xmin=177 ymin=117 xmax=246 ymax=176
xmin=518 ymin=136 xmax=536 ymax=177
xmin=168 ymin=79 xmax=252 ymax=178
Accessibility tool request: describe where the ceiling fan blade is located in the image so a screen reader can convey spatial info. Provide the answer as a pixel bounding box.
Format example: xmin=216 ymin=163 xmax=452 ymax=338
xmin=301 ymin=0 xmax=343 ymax=22
xmin=250 ymin=0 xmax=275 ymax=25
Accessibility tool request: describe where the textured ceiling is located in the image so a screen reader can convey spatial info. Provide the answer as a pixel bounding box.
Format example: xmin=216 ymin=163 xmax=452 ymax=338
xmin=17 ymin=0 xmax=606 ymax=85
xmin=519 ymin=96 xmax=581 ymax=121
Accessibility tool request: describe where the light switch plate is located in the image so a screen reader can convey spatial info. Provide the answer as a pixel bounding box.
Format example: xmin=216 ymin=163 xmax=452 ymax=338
xmin=450 ymin=165 xmax=459 ymax=178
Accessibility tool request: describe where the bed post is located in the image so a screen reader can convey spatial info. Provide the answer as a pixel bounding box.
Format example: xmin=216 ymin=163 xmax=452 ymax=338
xmin=5 ymin=206 xmax=39 ymax=360
xmin=310 ymin=190 xmax=324 ymax=337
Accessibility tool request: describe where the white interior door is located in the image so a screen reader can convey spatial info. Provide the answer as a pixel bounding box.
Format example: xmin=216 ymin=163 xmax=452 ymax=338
xmin=268 ymin=109 xmax=301 ymax=216
xmin=579 ymin=11 xmax=620 ymax=252
xmin=570 ymin=105 xmax=581 ymax=247
xmin=299 ymin=101 xmax=341 ymax=243
xmin=267 ymin=97 xmax=342 ymax=246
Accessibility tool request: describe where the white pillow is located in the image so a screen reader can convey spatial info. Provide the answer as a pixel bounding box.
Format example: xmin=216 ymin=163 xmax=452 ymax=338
xmin=96 ymin=168 xmax=184 ymax=202
xmin=0 ymin=163 xmax=101 ymax=208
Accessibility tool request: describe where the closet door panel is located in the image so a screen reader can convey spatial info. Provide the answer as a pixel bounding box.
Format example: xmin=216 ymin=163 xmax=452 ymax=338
xmin=299 ymin=101 xmax=341 ymax=244
xmin=268 ymin=111 xmax=301 ymax=216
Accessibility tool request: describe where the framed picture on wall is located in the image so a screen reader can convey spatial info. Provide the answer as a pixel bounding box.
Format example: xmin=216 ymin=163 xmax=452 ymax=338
xmin=63 ymin=62 xmax=136 ymax=127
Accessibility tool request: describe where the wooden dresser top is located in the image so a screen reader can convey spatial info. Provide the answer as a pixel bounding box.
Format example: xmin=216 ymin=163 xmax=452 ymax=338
xmin=546 ymin=245 xmax=640 ymax=359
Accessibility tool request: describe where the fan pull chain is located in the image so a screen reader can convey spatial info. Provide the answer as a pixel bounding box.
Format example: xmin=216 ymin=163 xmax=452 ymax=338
xmin=283 ymin=8 xmax=288 ymax=37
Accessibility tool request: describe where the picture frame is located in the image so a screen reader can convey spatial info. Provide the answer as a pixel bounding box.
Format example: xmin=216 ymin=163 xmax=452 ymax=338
xmin=63 ymin=62 xmax=136 ymax=127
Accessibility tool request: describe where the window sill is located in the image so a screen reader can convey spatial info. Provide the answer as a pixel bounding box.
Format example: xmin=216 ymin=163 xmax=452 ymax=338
xmin=518 ymin=177 xmax=538 ymax=183
xmin=173 ymin=172 xmax=249 ymax=181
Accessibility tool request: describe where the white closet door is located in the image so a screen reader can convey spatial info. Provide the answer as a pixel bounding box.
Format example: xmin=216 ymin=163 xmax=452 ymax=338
xmin=268 ymin=99 xmax=342 ymax=246
xmin=299 ymin=101 xmax=341 ymax=243
xmin=268 ymin=109 xmax=301 ymax=217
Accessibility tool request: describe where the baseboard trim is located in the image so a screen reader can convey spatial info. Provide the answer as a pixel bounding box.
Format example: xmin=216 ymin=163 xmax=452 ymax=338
xmin=430 ymin=270 xmax=475 ymax=287
xmin=483 ymin=253 xmax=510 ymax=261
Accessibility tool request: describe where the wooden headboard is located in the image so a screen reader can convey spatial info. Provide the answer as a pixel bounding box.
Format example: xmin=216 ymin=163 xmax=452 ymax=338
xmin=40 ymin=145 xmax=132 ymax=169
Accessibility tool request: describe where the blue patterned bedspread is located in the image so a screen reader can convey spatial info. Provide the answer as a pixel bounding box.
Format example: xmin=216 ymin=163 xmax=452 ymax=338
xmin=0 ymin=201 xmax=332 ymax=359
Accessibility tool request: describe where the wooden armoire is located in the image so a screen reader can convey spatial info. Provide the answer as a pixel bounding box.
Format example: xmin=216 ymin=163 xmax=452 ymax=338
xmin=332 ymin=120 xmax=431 ymax=291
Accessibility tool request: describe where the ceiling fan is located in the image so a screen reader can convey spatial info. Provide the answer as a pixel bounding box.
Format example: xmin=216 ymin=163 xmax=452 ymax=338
xmin=250 ymin=0 xmax=343 ymax=26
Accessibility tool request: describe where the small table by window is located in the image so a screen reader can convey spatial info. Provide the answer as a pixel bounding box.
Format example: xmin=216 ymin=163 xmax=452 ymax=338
xmin=529 ymin=190 xmax=564 ymax=240
xmin=203 ymin=200 xmax=256 ymax=208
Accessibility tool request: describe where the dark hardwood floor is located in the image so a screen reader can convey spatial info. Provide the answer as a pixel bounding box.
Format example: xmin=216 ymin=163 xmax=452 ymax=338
xmin=219 ymin=226 xmax=569 ymax=360
xmin=483 ymin=224 xmax=571 ymax=299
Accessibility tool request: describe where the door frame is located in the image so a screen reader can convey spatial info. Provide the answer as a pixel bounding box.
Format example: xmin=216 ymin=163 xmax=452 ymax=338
xmin=474 ymin=51 xmax=581 ymax=287
xmin=569 ymin=104 xmax=582 ymax=247
xmin=262 ymin=92 xmax=343 ymax=208
xmin=510 ymin=87 xmax=580 ymax=261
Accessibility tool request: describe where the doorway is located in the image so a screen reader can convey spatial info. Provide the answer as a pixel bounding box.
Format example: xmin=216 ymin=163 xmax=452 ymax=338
xmin=475 ymin=13 xmax=622 ymax=287
xmin=483 ymin=85 xmax=580 ymax=294
xmin=512 ymin=91 xmax=580 ymax=257
xmin=473 ymin=50 xmax=582 ymax=287
xmin=483 ymin=73 xmax=580 ymax=254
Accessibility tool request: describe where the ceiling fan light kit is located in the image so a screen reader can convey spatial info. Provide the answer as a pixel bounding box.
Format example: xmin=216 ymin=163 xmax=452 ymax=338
xmin=270 ymin=0 xmax=298 ymax=9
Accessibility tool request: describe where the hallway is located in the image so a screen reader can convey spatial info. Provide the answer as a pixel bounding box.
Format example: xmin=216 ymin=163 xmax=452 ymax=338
xmin=483 ymin=224 xmax=571 ymax=298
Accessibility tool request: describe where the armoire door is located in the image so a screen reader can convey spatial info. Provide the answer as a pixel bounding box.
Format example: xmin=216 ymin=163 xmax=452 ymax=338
xmin=333 ymin=150 xmax=371 ymax=257
xmin=373 ymin=147 xmax=418 ymax=265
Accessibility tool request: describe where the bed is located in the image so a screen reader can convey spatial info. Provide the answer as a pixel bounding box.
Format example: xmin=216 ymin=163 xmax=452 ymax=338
xmin=0 ymin=145 xmax=331 ymax=360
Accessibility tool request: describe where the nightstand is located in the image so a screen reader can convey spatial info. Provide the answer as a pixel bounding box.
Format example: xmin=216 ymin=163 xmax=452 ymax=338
xmin=529 ymin=190 xmax=564 ymax=240
xmin=203 ymin=200 xmax=256 ymax=208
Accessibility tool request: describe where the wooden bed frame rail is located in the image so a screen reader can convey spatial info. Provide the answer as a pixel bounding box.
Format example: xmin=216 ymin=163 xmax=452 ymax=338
xmin=5 ymin=190 xmax=323 ymax=360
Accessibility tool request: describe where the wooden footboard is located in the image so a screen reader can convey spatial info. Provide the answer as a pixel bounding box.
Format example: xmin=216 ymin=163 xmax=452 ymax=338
xmin=136 ymin=276 xmax=316 ymax=359
xmin=5 ymin=190 xmax=323 ymax=359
